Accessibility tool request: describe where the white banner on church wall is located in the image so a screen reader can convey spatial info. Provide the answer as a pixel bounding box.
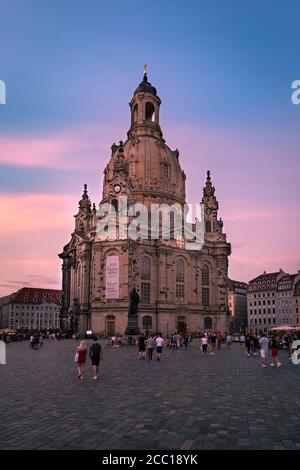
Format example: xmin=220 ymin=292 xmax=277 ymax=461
xmin=106 ymin=255 xmax=119 ymax=299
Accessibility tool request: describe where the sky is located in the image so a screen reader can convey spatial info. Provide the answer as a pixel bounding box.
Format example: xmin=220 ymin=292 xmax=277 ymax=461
xmin=0 ymin=0 xmax=299 ymax=296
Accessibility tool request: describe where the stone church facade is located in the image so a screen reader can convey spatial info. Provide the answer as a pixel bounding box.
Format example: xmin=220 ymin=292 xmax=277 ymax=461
xmin=59 ymin=71 xmax=231 ymax=336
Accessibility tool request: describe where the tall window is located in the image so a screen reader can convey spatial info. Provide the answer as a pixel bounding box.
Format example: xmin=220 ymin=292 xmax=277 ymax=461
xmin=141 ymin=283 xmax=150 ymax=304
xmin=202 ymin=287 xmax=210 ymax=306
xmin=204 ymin=317 xmax=212 ymax=329
xmin=141 ymin=257 xmax=150 ymax=280
xmin=162 ymin=163 xmax=169 ymax=179
xmin=206 ymin=220 xmax=211 ymax=233
xmin=202 ymin=265 xmax=209 ymax=285
xmin=145 ymin=102 xmax=155 ymax=122
xmin=176 ymin=259 xmax=184 ymax=300
xmin=133 ymin=104 xmax=138 ymax=123
xmin=77 ymin=265 xmax=81 ymax=302
xmin=141 ymin=256 xmax=150 ymax=303
xmin=111 ymin=198 xmax=118 ymax=213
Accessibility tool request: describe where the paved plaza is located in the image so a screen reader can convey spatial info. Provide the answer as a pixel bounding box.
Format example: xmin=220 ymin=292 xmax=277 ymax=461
xmin=1 ymin=339 xmax=300 ymax=450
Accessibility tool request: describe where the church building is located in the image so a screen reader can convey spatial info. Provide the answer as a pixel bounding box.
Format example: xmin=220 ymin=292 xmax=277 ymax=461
xmin=59 ymin=70 xmax=231 ymax=336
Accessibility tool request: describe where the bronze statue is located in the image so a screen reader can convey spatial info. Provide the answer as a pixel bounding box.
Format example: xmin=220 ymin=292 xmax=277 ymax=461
xmin=128 ymin=287 xmax=140 ymax=317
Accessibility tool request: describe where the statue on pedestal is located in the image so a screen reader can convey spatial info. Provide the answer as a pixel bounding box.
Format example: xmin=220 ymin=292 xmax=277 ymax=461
xmin=125 ymin=287 xmax=140 ymax=335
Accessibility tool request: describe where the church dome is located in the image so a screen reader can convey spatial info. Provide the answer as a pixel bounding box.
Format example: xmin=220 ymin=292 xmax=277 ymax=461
xmin=134 ymin=76 xmax=157 ymax=97
xmin=102 ymin=69 xmax=186 ymax=205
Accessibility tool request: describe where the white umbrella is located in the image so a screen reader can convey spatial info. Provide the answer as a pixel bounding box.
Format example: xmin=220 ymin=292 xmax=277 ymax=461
xmin=269 ymin=325 xmax=294 ymax=331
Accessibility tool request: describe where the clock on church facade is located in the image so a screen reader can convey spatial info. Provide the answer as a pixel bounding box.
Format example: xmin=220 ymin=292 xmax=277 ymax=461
xmin=59 ymin=70 xmax=231 ymax=336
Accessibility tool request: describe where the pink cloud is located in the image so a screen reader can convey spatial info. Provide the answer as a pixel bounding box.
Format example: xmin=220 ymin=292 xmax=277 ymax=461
xmin=0 ymin=124 xmax=123 ymax=170
xmin=0 ymin=192 xmax=79 ymax=296
xmin=0 ymin=193 xmax=76 ymax=235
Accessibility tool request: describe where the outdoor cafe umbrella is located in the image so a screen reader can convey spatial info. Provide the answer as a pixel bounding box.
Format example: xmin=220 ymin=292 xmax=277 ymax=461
xmin=269 ymin=325 xmax=294 ymax=332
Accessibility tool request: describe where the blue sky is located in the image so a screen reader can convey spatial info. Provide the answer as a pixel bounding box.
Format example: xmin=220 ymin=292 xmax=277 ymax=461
xmin=1 ymin=0 xmax=299 ymax=132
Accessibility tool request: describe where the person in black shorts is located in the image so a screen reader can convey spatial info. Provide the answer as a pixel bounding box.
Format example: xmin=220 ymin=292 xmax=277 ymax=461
xmin=138 ymin=333 xmax=146 ymax=360
xmin=89 ymin=336 xmax=103 ymax=380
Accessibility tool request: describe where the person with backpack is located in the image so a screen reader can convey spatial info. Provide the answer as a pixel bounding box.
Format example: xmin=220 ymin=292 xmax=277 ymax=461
xmin=89 ymin=336 xmax=103 ymax=380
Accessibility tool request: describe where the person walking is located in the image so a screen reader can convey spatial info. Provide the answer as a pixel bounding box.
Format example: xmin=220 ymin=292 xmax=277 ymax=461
xmin=201 ymin=334 xmax=208 ymax=353
xmin=75 ymin=340 xmax=87 ymax=380
xmin=146 ymin=335 xmax=155 ymax=360
xmin=188 ymin=335 xmax=192 ymax=348
xmin=245 ymin=334 xmax=251 ymax=356
xmin=184 ymin=334 xmax=189 ymax=349
xmin=138 ymin=333 xmax=146 ymax=360
xmin=259 ymin=333 xmax=269 ymax=367
xmin=226 ymin=334 xmax=232 ymax=349
xmin=270 ymin=335 xmax=281 ymax=368
xmin=240 ymin=333 xmax=246 ymax=349
xmin=253 ymin=335 xmax=260 ymax=356
xmin=156 ymin=333 xmax=164 ymax=361
xmin=210 ymin=332 xmax=217 ymax=355
xmin=89 ymin=336 xmax=103 ymax=380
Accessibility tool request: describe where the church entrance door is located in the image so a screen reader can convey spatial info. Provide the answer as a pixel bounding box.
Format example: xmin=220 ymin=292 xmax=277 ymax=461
xmin=106 ymin=315 xmax=116 ymax=335
xmin=177 ymin=316 xmax=187 ymax=334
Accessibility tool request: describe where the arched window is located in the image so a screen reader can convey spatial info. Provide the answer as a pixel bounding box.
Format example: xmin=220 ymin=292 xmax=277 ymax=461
xmin=141 ymin=256 xmax=151 ymax=303
xmin=143 ymin=315 xmax=152 ymax=329
xmin=202 ymin=265 xmax=209 ymax=285
xmin=111 ymin=198 xmax=118 ymax=213
xmin=176 ymin=259 xmax=185 ymax=300
xmin=133 ymin=104 xmax=138 ymax=123
xmin=204 ymin=317 xmax=212 ymax=329
xmin=145 ymin=102 xmax=155 ymax=122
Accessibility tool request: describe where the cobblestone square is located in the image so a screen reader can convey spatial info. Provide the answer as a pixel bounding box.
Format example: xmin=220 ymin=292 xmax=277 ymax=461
xmin=1 ymin=340 xmax=300 ymax=450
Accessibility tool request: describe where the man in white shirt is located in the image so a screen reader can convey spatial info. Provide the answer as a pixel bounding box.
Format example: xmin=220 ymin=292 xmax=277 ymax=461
xmin=155 ymin=334 xmax=164 ymax=361
xmin=259 ymin=333 xmax=269 ymax=367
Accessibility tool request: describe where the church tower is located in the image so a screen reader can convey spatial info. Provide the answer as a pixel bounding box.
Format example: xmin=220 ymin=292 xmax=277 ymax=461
xmin=59 ymin=69 xmax=231 ymax=336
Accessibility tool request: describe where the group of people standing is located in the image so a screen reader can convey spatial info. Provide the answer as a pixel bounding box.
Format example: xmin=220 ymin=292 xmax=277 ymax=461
xmin=199 ymin=330 xmax=285 ymax=368
xmin=168 ymin=333 xmax=192 ymax=349
xmin=243 ymin=332 xmax=282 ymax=367
xmin=29 ymin=334 xmax=43 ymax=349
xmin=201 ymin=332 xmax=224 ymax=355
xmin=138 ymin=333 xmax=164 ymax=361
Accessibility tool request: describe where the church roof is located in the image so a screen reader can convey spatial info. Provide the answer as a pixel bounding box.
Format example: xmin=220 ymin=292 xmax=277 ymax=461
xmin=134 ymin=75 xmax=157 ymax=96
xmin=11 ymin=287 xmax=62 ymax=305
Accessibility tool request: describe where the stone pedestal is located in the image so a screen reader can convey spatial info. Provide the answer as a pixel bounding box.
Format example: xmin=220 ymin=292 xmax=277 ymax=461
xmin=125 ymin=315 xmax=140 ymax=335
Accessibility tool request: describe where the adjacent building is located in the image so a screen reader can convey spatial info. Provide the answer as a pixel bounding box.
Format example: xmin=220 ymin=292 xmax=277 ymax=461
xmin=59 ymin=70 xmax=231 ymax=336
xmin=293 ymin=276 xmax=300 ymax=325
xmin=0 ymin=288 xmax=62 ymax=330
xmin=247 ymin=270 xmax=300 ymax=328
xmin=227 ymin=279 xmax=248 ymax=333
